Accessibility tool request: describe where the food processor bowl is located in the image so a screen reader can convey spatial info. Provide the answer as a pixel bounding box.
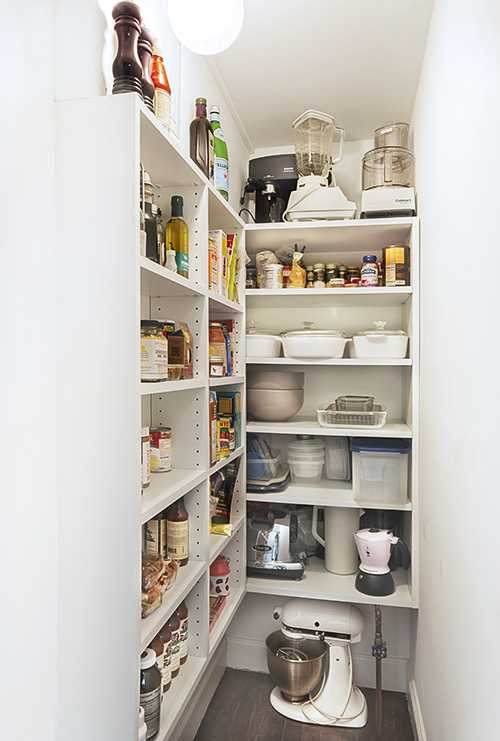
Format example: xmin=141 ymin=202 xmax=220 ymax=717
xmin=374 ymin=122 xmax=410 ymax=149
xmin=266 ymin=630 xmax=327 ymax=702
xmin=362 ymin=147 xmax=414 ymax=190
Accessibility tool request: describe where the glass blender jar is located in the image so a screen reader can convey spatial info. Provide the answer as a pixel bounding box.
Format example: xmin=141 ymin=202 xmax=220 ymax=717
xmin=285 ymin=110 xmax=356 ymax=221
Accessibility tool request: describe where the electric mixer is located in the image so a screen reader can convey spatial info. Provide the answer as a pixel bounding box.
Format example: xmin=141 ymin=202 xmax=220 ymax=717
xmin=266 ymin=598 xmax=368 ymax=727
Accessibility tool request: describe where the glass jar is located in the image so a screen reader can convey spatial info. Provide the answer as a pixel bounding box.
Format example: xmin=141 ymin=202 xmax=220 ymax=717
xmin=313 ymin=263 xmax=326 ymax=288
xmin=361 ymin=255 xmax=378 ymax=287
xmin=325 ymin=263 xmax=338 ymax=283
xmin=305 ymin=265 xmax=314 ymax=288
xmin=209 ymin=323 xmax=226 ymax=374
xmin=209 ymin=355 xmax=224 ymax=377
xmin=140 ymin=649 xmax=162 ymax=739
xmin=141 ymin=320 xmax=167 ymax=381
xmin=338 ymin=265 xmax=348 ymax=282
xmin=345 ymin=266 xmax=361 ymax=285
xmin=141 ymin=427 xmax=150 ymax=491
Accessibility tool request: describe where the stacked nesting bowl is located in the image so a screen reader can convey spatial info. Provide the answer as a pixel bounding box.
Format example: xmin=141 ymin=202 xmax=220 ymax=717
xmin=247 ymin=371 xmax=305 ymax=422
xmin=287 ymin=437 xmax=325 ymax=485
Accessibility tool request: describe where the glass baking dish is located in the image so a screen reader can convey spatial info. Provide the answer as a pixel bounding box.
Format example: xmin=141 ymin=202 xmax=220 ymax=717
xmin=317 ymin=403 xmax=387 ymax=429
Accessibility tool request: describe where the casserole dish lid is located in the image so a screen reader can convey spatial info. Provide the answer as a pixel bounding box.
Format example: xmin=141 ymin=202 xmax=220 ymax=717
xmin=282 ymin=321 xmax=346 ymax=339
xmin=246 ymin=320 xmax=280 ymax=338
xmin=354 ymin=321 xmax=407 ymax=337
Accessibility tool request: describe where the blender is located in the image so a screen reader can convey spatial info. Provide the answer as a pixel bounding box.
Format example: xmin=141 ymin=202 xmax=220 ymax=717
xmin=360 ymin=122 xmax=416 ymax=218
xmin=284 ymin=110 xmax=357 ymax=221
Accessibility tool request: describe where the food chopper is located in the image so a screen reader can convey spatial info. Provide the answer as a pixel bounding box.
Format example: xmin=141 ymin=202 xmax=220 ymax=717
xmin=266 ymin=599 xmax=367 ymax=726
xmin=361 ymin=122 xmax=416 ymax=218
xmin=284 ymin=110 xmax=357 ymax=221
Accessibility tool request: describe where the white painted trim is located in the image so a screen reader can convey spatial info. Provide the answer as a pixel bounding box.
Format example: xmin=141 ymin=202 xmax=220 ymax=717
xmin=171 ymin=641 xmax=227 ymax=741
xmin=408 ymin=679 xmax=427 ymax=741
xmin=226 ymin=636 xmax=408 ymax=693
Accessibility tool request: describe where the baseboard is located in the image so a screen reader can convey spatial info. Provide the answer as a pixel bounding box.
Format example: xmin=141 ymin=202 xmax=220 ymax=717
xmin=226 ymin=636 xmax=408 ymax=692
xmin=408 ymin=679 xmax=427 ymax=741
xmin=171 ymin=641 xmax=227 ymax=741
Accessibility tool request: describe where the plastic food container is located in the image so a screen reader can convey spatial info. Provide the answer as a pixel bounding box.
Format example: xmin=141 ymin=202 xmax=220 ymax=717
xmin=282 ymin=322 xmax=347 ymax=360
xmin=288 ymin=458 xmax=324 ymax=485
xmin=247 ymin=451 xmax=281 ymax=481
xmin=351 ymin=438 xmax=410 ymax=504
xmin=317 ymin=403 xmax=387 ymax=429
xmin=352 ymin=321 xmax=409 ymax=359
xmin=324 ymin=437 xmax=351 ymax=481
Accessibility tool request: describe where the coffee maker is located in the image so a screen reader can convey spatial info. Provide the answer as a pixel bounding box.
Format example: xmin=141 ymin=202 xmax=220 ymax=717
xmin=241 ymin=154 xmax=298 ymax=223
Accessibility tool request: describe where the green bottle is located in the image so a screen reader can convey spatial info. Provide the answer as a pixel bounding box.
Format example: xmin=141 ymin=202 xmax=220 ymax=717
xmin=165 ymin=196 xmax=189 ymax=278
xmin=209 ymin=105 xmax=229 ymax=201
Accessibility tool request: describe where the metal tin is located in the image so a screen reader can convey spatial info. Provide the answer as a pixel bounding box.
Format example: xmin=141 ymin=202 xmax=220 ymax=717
xmin=150 ymin=427 xmax=172 ymax=472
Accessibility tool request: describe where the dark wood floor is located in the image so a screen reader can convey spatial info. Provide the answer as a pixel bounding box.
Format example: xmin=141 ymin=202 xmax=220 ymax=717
xmin=195 ymin=669 xmax=414 ymax=741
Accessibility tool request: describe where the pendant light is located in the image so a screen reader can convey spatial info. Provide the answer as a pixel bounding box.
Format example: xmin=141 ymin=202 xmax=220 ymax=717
xmin=168 ymin=0 xmax=244 ymax=55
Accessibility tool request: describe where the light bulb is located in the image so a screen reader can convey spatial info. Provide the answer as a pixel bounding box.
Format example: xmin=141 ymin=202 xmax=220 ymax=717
xmin=168 ymin=0 xmax=244 ymax=55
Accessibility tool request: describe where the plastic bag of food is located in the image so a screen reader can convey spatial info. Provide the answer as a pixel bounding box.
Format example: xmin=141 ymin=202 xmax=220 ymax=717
xmin=287 ymin=252 xmax=306 ymax=288
xmin=142 ymin=552 xmax=165 ymax=591
xmin=255 ymin=250 xmax=279 ymax=277
xmin=157 ymin=558 xmax=178 ymax=594
xmin=210 ymin=458 xmax=241 ymax=535
xmin=141 ymin=585 xmax=161 ymax=618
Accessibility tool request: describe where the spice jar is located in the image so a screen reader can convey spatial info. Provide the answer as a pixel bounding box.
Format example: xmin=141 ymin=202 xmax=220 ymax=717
xmin=305 ymin=266 xmax=314 ymax=288
xmin=325 ymin=263 xmax=338 ymax=283
xmin=360 ymin=255 xmax=378 ymax=286
xmin=140 ymin=649 xmax=162 ymax=739
xmin=338 ymin=265 xmax=348 ymax=282
xmin=150 ymin=427 xmax=172 ymax=473
xmin=141 ymin=427 xmax=150 ymax=491
xmin=345 ymin=266 xmax=361 ymax=285
xmin=313 ymin=263 xmax=326 ymax=288
xmin=141 ymin=320 xmax=167 ymax=381
xmin=209 ymin=355 xmax=224 ymax=377
xmin=209 ymin=322 xmax=226 ymax=374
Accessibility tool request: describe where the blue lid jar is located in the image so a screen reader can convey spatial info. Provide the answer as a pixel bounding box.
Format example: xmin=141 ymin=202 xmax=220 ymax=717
xmin=362 ymin=255 xmax=377 ymax=262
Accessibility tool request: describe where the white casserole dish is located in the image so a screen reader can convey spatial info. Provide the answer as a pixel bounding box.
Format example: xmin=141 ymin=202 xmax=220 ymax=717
xmin=246 ymin=333 xmax=282 ymax=358
xmin=281 ymin=323 xmax=347 ymax=360
xmin=352 ymin=321 xmax=409 ymax=359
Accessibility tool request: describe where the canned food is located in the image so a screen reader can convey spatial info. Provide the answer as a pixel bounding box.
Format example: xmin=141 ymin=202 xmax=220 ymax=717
xmin=150 ymin=427 xmax=172 ymax=473
xmin=262 ymin=264 xmax=283 ymax=289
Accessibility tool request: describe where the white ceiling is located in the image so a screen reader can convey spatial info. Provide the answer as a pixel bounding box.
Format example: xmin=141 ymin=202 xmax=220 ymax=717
xmin=212 ymin=0 xmax=435 ymax=151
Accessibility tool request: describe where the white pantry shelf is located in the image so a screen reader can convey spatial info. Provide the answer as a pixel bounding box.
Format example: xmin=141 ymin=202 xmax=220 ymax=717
xmin=141 ymin=468 xmax=208 ymax=524
xmin=140 ymin=257 xmax=205 ymax=299
xmin=140 ymin=378 xmax=207 ymax=395
xmin=209 ymin=513 xmax=246 ymax=561
xmin=247 ymin=417 xmax=412 ymax=438
xmin=246 ymin=557 xmax=412 ymax=608
xmin=208 ymin=291 xmax=245 ymax=314
xmin=246 ymin=287 xmax=412 ymax=308
xmin=209 ymin=375 xmax=245 ymax=387
xmin=209 ymin=587 xmax=246 ymax=657
xmin=209 ymin=445 xmax=245 ymax=475
xmin=155 ymin=656 xmax=207 ymax=741
xmin=247 ymin=357 xmax=412 ymax=366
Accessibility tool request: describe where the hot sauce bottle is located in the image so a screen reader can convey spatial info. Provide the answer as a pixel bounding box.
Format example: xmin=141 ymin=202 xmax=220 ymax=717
xmin=151 ymin=44 xmax=171 ymax=129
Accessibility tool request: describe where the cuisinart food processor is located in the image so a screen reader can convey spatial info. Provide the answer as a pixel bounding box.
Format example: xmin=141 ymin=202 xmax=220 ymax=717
xmin=360 ymin=123 xmax=416 ymax=218
xmin=284 ymin=110 xmax=357 ymax=221
xmin=266 ymin=599 xmax=367 ymax=727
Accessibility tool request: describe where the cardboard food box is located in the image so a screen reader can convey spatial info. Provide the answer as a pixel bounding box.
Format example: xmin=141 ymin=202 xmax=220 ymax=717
xmin=208 ymin=236 xmax=219 ymax=293
xmin=167 ymin=321 xmax=193 ymax=379
xmin=209 ymin=390 xmax=218 ymax=466
xmin=209 ymin=229 xmax=227 ymax=297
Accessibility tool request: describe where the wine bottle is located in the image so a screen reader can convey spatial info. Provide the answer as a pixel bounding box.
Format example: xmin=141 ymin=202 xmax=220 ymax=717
xmin=151 ymin=44 xmax=171 ymax=129
xmin=210 ymin=105 xmax=229 ymax=201
xmin=189 ymin=98 xmax=214 ymax=181
xmin=165 ymin=196 xmax=189 ymax=278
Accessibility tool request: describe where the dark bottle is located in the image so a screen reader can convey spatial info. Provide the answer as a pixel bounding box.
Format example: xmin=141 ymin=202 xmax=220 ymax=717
xmin=189 ymin=98 xmax=214 ymax=181
xmin=167 ymin=612 xmax=181 ymax=679
xmin=166 ymin=496 xmax=189 ymax=566
xmin=111 ymin=2 xmax=143 ymax=98
xmin=139 ymin=649 xmax=162 ymax=739
xmin=143 ymin=170 xmax=158 ymax=263
xmin=158 ymin=622 xmax=172 ymax=693
xmin=176 ymin=600 xmax=188 ymax=665
xmin=138 ymin=25 xmax=155 ymax=112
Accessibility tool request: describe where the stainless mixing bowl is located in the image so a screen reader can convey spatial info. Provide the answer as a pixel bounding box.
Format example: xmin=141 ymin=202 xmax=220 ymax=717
xmin=266 ymin=630 xmax=328 ymax=702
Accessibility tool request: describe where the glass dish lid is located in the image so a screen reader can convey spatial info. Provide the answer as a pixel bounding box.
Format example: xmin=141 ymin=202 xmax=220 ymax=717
xmin=282 ymin=321 xmax=346 ymax=338
xmin=354 ymin=321 xmax=407 ymax=337
xmin=246 ymin=320 xmax=279 ymax=336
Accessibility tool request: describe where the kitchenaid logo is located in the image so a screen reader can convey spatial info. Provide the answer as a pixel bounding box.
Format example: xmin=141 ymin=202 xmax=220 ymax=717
xmin=253 ymin=544 xmax=272 ymax=552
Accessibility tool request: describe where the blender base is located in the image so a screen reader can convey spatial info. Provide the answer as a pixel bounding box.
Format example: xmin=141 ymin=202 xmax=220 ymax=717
xmin=270 ymin=686 xmax=368 ymax=727
xmin=355 ymin=569 xmax=395 ymax=596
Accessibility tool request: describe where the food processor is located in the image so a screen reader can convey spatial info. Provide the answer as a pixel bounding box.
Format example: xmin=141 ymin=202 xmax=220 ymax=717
xmin=284 ymin=110 xmax=357 ymax=221
xmin=360 ymin=122 xmax=416 ymax=218
xmin=266 ymin=599 xmax=367 ymax=727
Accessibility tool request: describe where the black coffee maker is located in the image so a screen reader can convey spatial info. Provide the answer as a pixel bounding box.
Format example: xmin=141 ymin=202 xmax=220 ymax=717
xmin=241 ymin=154 xmax=298 ymax=223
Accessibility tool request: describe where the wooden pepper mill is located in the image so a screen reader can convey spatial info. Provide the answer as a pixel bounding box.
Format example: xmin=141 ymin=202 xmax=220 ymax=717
xmin=138 ymin=25 xmax=155 ymax=112
xmin=111 ymin=1 xmax=144 ymax=98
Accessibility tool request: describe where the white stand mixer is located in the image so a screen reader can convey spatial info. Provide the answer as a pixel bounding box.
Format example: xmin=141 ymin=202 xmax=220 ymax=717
xmin=267 ymin=599 xmax=368 ymax=727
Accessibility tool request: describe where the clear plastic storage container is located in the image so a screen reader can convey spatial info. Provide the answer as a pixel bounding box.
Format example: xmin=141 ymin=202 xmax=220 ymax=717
xmin=317 ymin=404 xmax=387 ymax=429
xmin=351 ymin=438 xmax=410 ymax=504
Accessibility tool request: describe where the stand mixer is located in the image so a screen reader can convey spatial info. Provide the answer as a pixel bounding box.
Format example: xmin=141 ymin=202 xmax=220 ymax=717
xmin=284 ymin=110 xmax=357 ymax=221
xmin=266 ymin=599 xmax=368 ymax=727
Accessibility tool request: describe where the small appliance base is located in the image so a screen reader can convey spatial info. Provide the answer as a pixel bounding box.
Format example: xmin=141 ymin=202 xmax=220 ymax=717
xmin=270 ymin=686 xmax=368 ymax=727
xmin=355 ymin=569 xmax=395 ymax=596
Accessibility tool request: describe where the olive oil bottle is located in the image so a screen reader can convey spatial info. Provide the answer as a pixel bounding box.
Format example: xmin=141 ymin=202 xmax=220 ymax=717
xmin=165 ymin=195 xmax=189 ymax=278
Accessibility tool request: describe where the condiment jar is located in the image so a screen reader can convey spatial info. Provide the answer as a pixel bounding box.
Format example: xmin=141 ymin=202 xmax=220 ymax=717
xmin=176 ymin=600 xmax=189 ymax=665
xmin=345 ymin=266 xmax=361 ymax=285
xmin=209 ymin=355 xmax=224 ymax=377
xmin=140 ymin=649 xmax=162 ymax=739
xmin=313 ymin=263 xmax=326 ymax=288
xmin=148 ymin=632 xmax=164 ymax=686
xmin=168 ymin=612 xmax=181 ymax=678
xmin=159 ymin=621 xmax=172 ymax=693
xmin=209 ymin=322 xmax=226 ymax=374
xmin=141 ymin=427 xmax=150 ymax=491
xmin=338 ymin=265 xmax=348 ymax=282
xmin=141 ymin=320 xmax=167 ymax=381
xmin=325 ymin=263 xmax=338 ymax=283
xmin=305 ymin=265 xmax=314 ymax=288
xmin=360 ymin=255 xmax=378 ymax=287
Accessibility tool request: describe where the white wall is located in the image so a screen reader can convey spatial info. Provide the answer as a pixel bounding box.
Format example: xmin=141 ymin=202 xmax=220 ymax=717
xmin=0 ymin=1 xmax=58 ymax=740
xmin=410 ymin=1 xmax=500 ymax=739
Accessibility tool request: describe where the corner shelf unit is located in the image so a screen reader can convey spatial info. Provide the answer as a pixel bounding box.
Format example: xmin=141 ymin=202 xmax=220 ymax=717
xmin=56 ymin=93 xmax=246 ymax=741
xmin=244 ymin=218 xmax=419 ymax=611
